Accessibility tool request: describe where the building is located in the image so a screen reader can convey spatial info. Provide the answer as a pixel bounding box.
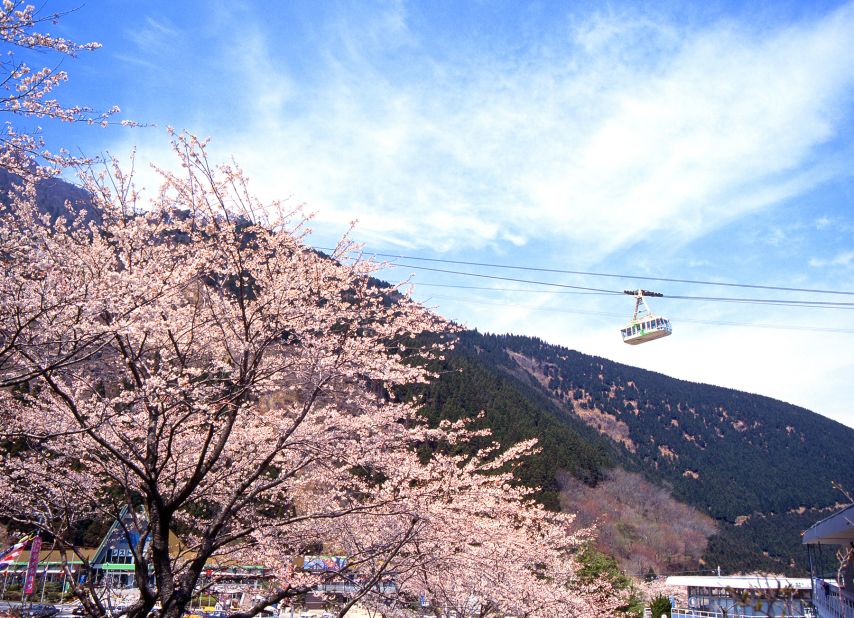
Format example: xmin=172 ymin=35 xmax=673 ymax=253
xmin=0 ymin=547 xmax=95 ymax=603
xmin=1 ymin=510 xmax=360 ymax=613
xmin=803 ymin=503 xmax=854 ymax=618
xmin=664 ymin=575 xmax=813 ymax=617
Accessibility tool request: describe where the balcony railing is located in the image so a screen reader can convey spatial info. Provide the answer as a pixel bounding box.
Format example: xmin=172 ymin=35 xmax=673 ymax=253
xmin=813 ymin=578 xmax=854 ymax=618
xmin=668 ymin=609 xmax=809 ymax=618
xmin=672 ymin=607 xmax=813 ymax=618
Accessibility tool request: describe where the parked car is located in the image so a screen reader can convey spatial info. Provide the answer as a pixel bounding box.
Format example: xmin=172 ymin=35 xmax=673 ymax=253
xmin=12 ymin=605 xmax=60 ymax=618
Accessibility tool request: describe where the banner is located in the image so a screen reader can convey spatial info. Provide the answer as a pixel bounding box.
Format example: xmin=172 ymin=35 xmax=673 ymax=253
xmin=0 ymin=534 xmax=34 ymax=572
xmin=23 ymin=536 xmax=42 ymax=594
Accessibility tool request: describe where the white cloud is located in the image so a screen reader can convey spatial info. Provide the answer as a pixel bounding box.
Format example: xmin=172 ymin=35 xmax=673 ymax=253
xmin=100 ymin=2 xmax=854 ymax=260
xmin=167 ymin=1 xmax=853 ymax=263
xmin=809 ymin=250 xmax=854 ymax=268
xmin=463 ymin=293 xmax=854 ymax=428
xmin=90 ymin=2 xmax=854 ymax=427
xmin=126 ymin=16 xmax=179 ymax=53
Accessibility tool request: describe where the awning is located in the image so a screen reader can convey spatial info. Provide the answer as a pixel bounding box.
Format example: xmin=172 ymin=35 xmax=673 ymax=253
xmin=803 ymin=504 xmax=854 ymax=545
xmin=98 ymin=563 xmax=136 ymax=571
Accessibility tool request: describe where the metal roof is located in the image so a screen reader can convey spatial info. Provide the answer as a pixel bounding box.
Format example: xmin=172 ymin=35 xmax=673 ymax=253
xmin=665 ymin=576 xmax=812 ymax=590
xmin=802 ymin=503 xmax=854 ymax=545
xmin=12 ymin=548 xmax=98 ymax=566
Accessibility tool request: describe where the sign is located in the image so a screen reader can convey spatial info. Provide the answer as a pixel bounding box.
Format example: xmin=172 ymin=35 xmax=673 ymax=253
xmin=23 ymin=536 xmax=42 ymax=594
xmin=303 ymin=555 xmax=346 ymax=572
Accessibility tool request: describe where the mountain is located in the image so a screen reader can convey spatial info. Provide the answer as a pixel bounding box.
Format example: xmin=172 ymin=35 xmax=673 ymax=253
xmin=414 ymin=331 xmax=854 ymax=576
xmin=0 ymin=168 xmax=96 ymax=224
xmin=6 ymin=172 xmax=851 ymax=577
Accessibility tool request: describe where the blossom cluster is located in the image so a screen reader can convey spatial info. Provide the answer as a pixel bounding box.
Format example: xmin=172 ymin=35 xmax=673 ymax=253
xmin=0 ymin=133 xmax=621 ymax=618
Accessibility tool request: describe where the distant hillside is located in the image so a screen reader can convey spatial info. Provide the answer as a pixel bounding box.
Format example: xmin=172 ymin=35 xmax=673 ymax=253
xmin=415 ymin=331 xmax=854 ymax=575
xmin=5 ymin=172 xmax=849 ymax=577
xmin=0 ymin=168 xmax=96 ymax=224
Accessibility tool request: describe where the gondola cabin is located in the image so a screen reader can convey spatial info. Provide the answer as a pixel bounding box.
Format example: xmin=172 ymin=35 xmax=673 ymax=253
xmin=621 ymin=316 xmax=672 ymax=345
xmin=621 ymin=290 xmax=672 ymax=345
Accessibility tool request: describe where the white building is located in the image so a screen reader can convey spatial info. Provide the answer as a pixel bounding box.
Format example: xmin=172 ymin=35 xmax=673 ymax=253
xmin=803 ymin=503 xmax=854 ymax=618
xmin=664 ymin=575 xmax=813 ymax=617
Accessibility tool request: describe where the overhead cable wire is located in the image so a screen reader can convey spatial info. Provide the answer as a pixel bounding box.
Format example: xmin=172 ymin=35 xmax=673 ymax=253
xmin=318 ymin=247 xmax=854 ymax=297
xmin=412 ymin=282 xmax=854 ymax=310
xmin=416 ymin=282 xmax=611 ymax=295
xmin=370 ymin=262 xmax=623 ymax=295
xmin=376 ymin=262 xmax=854 ymax=309
xmin=422 ymin=293 xmax=854 ymax=335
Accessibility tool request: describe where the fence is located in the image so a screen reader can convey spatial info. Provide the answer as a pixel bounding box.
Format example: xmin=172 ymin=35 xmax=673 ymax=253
xmin=812 ymin=579 xmax=854 ymax=618
xmin=645 ymin=608 xmax=811 ymax=618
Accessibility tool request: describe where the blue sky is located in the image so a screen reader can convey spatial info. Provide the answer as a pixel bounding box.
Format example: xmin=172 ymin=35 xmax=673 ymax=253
xmin=31 ymin=0 xmax=854 ymax=427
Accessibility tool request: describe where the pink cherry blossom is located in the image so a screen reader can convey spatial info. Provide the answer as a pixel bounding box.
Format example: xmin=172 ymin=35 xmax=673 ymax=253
xmin=0 ymin=132 xmax=620 ymax=618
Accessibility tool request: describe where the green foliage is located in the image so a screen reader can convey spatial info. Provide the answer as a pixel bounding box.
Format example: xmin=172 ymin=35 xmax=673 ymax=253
xmin=577 ymin=544 xmax=631 ymax=588
xmin=649 ymin=594 xmax=672 ymax=618
xmin=418 ymin=330 xmax=854 ymax=574
xmin=0 ymin=582 xmax=68 ymax=603
xmin=576 ymin=546 xmax=644 ymax=618
xmin=406 ymin=331 xmax=613 ymax=509
xmin=619 ymin=590 xmax=647 ymax=618
xmin=704 ymin=510 xmax=840 ymax=575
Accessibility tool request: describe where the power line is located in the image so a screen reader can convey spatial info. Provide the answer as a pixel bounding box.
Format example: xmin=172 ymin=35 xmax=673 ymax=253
xmin=321 ymin=247 xmax=854 ymax=297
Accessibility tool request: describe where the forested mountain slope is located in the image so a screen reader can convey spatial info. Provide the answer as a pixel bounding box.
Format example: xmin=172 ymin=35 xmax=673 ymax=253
xmin=417 ymin=331 xmax=854 ymax=575
xmin=7 ymin=172 xmax=850 ymax=576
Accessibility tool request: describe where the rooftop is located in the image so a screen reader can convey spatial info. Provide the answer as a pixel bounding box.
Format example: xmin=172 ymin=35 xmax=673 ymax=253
xmin=802 ymin=503 xmax=854 ymax=545
xmin=665 ymin=575 xmax=812 ymax=590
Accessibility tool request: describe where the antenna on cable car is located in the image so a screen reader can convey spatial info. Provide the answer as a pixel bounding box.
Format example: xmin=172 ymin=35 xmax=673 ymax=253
xmin=620 ymin=289 xmax=672 ymax=345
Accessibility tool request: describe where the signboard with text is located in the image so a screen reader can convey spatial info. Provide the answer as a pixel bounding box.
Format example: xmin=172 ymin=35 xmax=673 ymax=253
xmin=23 ymin=536 xmax=42 ymax=594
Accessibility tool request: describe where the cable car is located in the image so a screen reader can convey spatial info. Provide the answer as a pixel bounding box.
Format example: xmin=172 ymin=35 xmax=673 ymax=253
xmin=620 ymin=289 xmax=672 ymax=345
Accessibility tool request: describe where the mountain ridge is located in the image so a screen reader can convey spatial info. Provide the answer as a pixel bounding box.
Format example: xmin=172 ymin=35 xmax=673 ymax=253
xmin=416 ymin=330 xmax=854 ymax=575
xmin=5 ymin=171 xmax=850 ymax=577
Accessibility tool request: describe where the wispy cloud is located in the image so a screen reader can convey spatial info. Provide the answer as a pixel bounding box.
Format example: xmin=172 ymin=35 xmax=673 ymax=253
xmin=174 ymin=2 xmax=854 ymax=263
xmin=125 ymin=16 xmax=180 ymax=55
xmin=809 ymin=250 xmax=854 ymax=268
xmin=88 ymin=0 xmax=854 ymax=426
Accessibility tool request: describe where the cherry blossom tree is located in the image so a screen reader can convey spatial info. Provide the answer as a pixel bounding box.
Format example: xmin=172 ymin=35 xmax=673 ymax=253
xmin=0 ymin=132 xmax=619 ymax=618
xmin=0 ymin=5 xmax=702 ymax=618
xmin=0 ymin=1 xmax=126 ymax=176
xmin=343 ymin=439 xmax=623 ymax=618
